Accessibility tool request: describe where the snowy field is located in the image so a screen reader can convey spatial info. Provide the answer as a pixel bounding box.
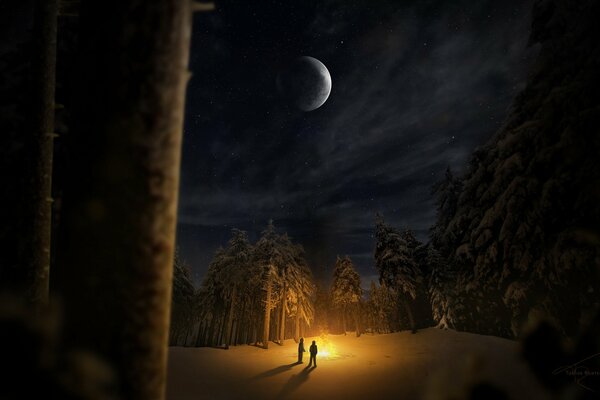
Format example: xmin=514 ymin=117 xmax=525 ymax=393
xmin=166 ymin=328 xmax=549 ymax=400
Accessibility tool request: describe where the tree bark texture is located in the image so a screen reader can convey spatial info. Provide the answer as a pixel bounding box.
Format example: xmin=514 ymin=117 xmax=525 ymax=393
xmin=401 ymin=298 xmax=417 ymax=334
xmin=53 ymin=1 xmax=192 ymax=399
xmin=262 ymin=271 xmax=272 ymax=349
xmin=18 ymin=0 xmax=58 ymax=307
xmin=354 ymin=305 xmax=361 ymax=337
xmin=279 ymin=283 xmax=287 ymax=343
xmin=294 ymin=309 xmax=300 ymax=342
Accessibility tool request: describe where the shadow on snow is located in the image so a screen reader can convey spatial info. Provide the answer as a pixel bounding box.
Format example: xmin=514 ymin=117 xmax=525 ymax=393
xmin=252 ymin=362 xmax=302 ymax=380
xmin=278 ymin=366 xmax=316 ymax=398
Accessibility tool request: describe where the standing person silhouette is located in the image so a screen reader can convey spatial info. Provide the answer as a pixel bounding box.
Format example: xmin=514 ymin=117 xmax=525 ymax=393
xmin=308 ymin=340 xmax=318 ymax=367
xmin=297 ymin=338 xmax=306 ymax=363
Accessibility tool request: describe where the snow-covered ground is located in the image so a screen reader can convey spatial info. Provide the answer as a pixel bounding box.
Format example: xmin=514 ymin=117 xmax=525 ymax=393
xmin=166 ymin=328 xmax=549 ymax=400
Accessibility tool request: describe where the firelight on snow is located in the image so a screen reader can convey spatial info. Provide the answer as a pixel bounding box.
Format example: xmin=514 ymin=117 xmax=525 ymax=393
xmin=318 ymin=333 xmax=339 ymax=360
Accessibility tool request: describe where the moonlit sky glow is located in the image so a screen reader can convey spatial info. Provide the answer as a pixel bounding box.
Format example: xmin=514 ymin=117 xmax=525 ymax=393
xmin=177 ymin=0 xmax=537 ymax=286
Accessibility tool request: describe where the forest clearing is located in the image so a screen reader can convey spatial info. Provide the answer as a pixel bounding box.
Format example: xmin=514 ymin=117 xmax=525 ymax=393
xmin=166 ymin=328 xmax=548 ymax=400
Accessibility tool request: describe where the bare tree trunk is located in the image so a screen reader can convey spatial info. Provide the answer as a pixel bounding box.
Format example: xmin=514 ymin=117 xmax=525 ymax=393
xmin=245 ymin=303 xmax=253 ymax=344
xmin=274 ymin=306 xmax=280 ymax=343
xmin=237 ymin=297 xmax=247 ymax=345
xmin=294 ymin=307 xmax=300 ymax=342
xmin=19 ymin=0 xmax=58 ymax=307
xmin=200 ymin=320 xmax=207 ymax=347
xmin=198 ymin=310 xmax=209 ymax=347
xmin=354 ymin=304 xmax=361 ymax=337
xmin=401 ymin=298 xmax=417 ymax=334
xmin=207 ymin=312 xmax=217 ymax=347
xmin=279 ymin=283 xmax=287 ymax=344
xmin=206 ymin=316 xmax=215 ymax=347
xmin=195 ymin=320 xmax=204 ymax=347
xmin=218 ymin=312 xmax=227 ymax=346
xmin=234 ymin=307 xmax=241 ymax=345
xmin=224 ymin=285 xmax=237 ymax=348
xmin=262 ymin=271 xmax=272 ymax=349
xmin=184 ymin=325 xmax=192 ymax=346
xmin=342 ymin=306 xmax=347 ymax=335
xmin=52 ymin=1 xmax=192 ymax=399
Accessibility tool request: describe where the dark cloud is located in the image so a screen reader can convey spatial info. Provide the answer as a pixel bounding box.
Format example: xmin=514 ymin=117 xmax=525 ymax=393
xmin=178 ymin=0 xmax=537 ymax=286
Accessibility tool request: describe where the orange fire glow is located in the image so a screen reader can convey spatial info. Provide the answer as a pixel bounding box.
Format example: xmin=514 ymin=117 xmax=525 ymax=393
xmin=318 ymin=333 xmax=338 ymax=360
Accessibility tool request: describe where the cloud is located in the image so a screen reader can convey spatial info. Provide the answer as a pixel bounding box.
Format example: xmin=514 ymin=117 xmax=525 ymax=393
xmin=178 ymin=0 xmax=536 ymax=282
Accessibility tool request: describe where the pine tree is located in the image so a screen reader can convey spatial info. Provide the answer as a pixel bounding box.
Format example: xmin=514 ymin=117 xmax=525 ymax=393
xmin=253 ymin=220 xmax=285 ymax=348
xmin=426 ymin=246 xmax=455 ymax=329
xmin=198 ymin=247 xmax=226 ymax=347
xmin=218 ymin=229 xmax=253 ymax=348
xmin=374 ymin=215 xmax=422 ymax=333
xmin=331 ymin=256 xmax=362 ymax=336
xmin=432 ymin=0 xmax=600 ymax=338
xmin=287 ymin=244 xmax=315 ymax=342
xmin=273 ymin=233 xmax=299 ymax=344
xmin=430 ymin=167 xmax=463 ymax=257
xmin=193 ymin=222 xmax=315 ymax=349
xmin=170 ymin=250 xmax=197 ymax=345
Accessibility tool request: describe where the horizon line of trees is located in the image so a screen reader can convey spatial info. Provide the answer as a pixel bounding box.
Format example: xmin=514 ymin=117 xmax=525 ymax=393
xmin=170 ymin=216 xmax=443 ymax=347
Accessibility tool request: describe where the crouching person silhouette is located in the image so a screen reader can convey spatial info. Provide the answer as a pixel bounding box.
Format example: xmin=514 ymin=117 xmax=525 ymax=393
xmin=297 ymin=338 xmax=306 ymax=363
xmin=308 ymin=340 xmax=318 ymax=367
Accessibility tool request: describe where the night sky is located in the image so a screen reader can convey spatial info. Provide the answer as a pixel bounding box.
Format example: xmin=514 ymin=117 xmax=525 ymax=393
xmin=176 ymin=0 xmax=537 ymax=286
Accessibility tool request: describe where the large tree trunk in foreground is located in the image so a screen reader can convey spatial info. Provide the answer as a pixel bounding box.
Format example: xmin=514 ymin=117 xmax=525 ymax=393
xmin=262 ymin=271 xmax=272 ymax=349
xmin=53 ymin=1 xmax=192 ymax=399
xmin=19 ymin=0 xmax=58 ymax=307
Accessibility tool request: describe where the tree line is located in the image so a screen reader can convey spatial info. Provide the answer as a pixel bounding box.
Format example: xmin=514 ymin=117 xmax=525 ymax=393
xmin=171 ymin=217 xmax=440 ymax=346
xmin=171 ymin=221 xmax=315 ymax=349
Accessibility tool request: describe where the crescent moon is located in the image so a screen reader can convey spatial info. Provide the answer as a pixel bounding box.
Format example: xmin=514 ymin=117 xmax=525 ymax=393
xmin=297 ymin=56 xmax=332 ymax=111
xmin=278 ymin=56 xmax=332 ymax=112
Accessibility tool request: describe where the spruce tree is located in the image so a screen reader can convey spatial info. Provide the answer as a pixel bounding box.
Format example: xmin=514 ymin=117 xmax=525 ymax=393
xmin=374 ymin=215 xmax=422 ymax=333
xmin=170 ymin=250 xmax=196 ymax=345
xmin=331 ymin=256 xmax=362 ymax=336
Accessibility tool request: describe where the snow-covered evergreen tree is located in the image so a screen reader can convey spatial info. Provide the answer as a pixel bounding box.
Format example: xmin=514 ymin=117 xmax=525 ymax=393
xmin=170 ymin=249 xmax=197 ymax=345
xmin=430 ymin=167 xmax=463 ymax=257
xmin=193 ymin=221 xmax=316 ymax=349
xmin=431 ymin=0 xmax=600 ymax=337
xmin=217 ymin=229 xmax=254 ymax=347
xmin=374 ymin=215 xmax=422 ymax=333
xmin=287 ymin=243 xmax=315 ymax=342
xmin=252 ymin=220 xmax=314 ymax=346
xmin=331 ymin=256 xmax=362 ymax=336
xmin=366 ymin=281 xmax=395 ymax=333
xmin=426 ymin=245 xmax=456 ymax=330
xmin=197 ymin=246 xmax=227 ymax=346
xmin=253 ymin=220 xmax=284 ymax=348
